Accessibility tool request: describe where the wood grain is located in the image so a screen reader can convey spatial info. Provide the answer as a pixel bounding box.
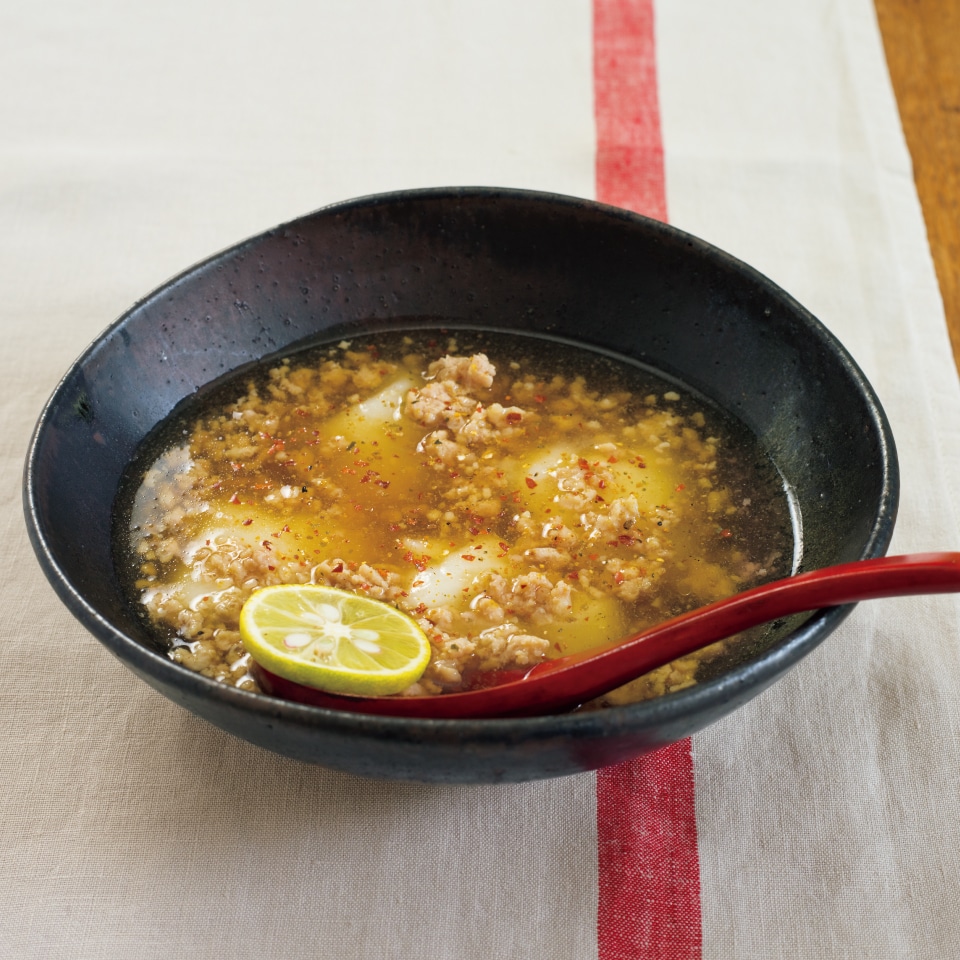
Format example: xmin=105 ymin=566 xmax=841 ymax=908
xmin=875 ymin=0 xmax=960 ymax=368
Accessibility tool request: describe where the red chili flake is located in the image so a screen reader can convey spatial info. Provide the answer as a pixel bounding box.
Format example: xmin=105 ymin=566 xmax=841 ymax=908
xmin=230 ymin=462 xmax=243 ymax=472
xmin=618 ymin=534 xmax=634 ymax=545
xmin=211 ymin=481 xmax=222 ymax=491
xmin=498 ymin=541 xmax=509 ymax=552
xmin=267 ymin=440 xmax=285 ymax=456
xmin=721 ymin=529 xmax=732 ymax=538
xmin=567 ymin=571 xmax=580 ymax=580
xmin=675 ymin=483 xmax=686 ymax=491
xmin=525 ymin=477 xmax=538 ymax=489
xmin=598 ymin=479 xmax=607 ymax=489
xmin=229 ymin=493 xmax=240 ymax=504
xmin=332 ymin=562 xmax=344 ymax=573
xmin=295 ymin=408 xmax=308 ymax=417
xmin=461 ymin=554 xmax=476 ymax=561
xmin=534 ymin=394 xmax=546 ymax=404
xmin=242 ymin=518 xmax=253 ymax=526
xmin=376 ymin=479 xmax=390 ymax=489
xmin=495 ymin=470 xmax=505 ymax=479
xmin=614 ymin=571 xmax=626 ymax=584
xmin=607 ymin=456 xmax=618 ymax=464
xmin=449 ymin=471 xmax=460 ymax=480
xmin=261 ymin=541 xmax=272 ymax=550
xmin=341 ymin=466 xmax=356 ymax=475
xmin=268 ymin=565 xmax=276 ymax=571
xmin=505 ymin=411 xmax=522 ymax=424
xmin=589 ymin=553 xmax=599 ymax=561
xmin=353 ymin=459 xmax=369 ymax=467
xmin=578 ymin=458 xmax=590 ymax=470
xmin=594 ymin=495 xmax=606 ymax=503
xmin=353 ymin=504 xmax=364 ymax=511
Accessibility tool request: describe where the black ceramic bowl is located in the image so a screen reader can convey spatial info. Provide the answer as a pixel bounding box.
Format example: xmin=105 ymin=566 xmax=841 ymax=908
xmin=24 ymin=188 xmax=897 ymax=783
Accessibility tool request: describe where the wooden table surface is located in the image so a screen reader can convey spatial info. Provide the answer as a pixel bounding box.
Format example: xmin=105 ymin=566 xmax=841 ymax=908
xmin=875 ymin=0 xmax=960 ymax=369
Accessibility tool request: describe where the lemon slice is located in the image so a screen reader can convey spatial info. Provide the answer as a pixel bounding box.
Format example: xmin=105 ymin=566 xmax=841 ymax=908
xmin=239 ymin=585 xmax=431 ymax=696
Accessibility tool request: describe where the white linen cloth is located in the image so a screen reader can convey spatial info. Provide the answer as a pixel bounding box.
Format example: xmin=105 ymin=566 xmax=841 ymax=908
xmin=1 ymin=1 xmax=958 ymax=957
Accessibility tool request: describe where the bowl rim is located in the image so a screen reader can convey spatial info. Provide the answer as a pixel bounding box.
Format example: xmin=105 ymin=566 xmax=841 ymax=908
xmin=23 ymin=185 xmax=900 ymax=741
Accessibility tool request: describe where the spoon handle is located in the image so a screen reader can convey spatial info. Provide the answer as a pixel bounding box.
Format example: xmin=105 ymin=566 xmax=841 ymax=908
xmin=518 ymin=551 xmax=960 ymax=710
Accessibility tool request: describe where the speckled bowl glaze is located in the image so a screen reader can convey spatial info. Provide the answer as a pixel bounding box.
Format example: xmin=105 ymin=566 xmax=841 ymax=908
xmin=24 ymin=188 xmax=898 ymax=783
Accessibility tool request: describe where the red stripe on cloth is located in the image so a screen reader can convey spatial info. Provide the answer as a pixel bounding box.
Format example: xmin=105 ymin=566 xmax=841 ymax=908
xmin=593 ymin=0 xmax=667 ymax=221
xmin=593 ymin=2 xmax=702 ymax=958
xmin=596 ymin=744 xmax=702 ymax=959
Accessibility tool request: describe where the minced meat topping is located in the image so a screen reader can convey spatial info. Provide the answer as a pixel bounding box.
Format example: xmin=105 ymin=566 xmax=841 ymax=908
xmin=123 ymin=332 xmax=790 ymax=705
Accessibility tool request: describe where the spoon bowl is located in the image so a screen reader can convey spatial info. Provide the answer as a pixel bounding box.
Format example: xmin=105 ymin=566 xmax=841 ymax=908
xmin=254 ymin=553 xmax=960 ymax=718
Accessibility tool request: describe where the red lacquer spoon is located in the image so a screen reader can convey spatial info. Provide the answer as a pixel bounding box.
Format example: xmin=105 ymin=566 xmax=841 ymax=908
xmin=253 ymin=552 xmax=960 ymax=719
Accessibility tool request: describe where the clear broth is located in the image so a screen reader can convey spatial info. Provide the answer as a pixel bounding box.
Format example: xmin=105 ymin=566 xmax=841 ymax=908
xmin=115 ymin=329 xmax=799 ymax=705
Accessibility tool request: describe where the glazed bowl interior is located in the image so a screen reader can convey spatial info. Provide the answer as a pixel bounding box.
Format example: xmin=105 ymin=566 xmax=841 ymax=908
xmin=25 ymin=188 xmax=898 ymax=783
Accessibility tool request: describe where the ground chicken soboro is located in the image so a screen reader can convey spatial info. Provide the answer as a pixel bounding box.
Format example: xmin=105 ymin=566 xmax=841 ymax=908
xmin=121 ymin=331 xmax=794 ymax=706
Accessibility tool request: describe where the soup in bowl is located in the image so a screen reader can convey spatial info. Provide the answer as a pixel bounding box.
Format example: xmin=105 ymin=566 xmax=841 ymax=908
xmin=24 ymin=188 xmax=897 ymax=782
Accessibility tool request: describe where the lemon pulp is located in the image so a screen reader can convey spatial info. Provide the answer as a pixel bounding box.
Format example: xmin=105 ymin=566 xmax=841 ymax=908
xmin=239 ymin=584 xmax=431 ymax=696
